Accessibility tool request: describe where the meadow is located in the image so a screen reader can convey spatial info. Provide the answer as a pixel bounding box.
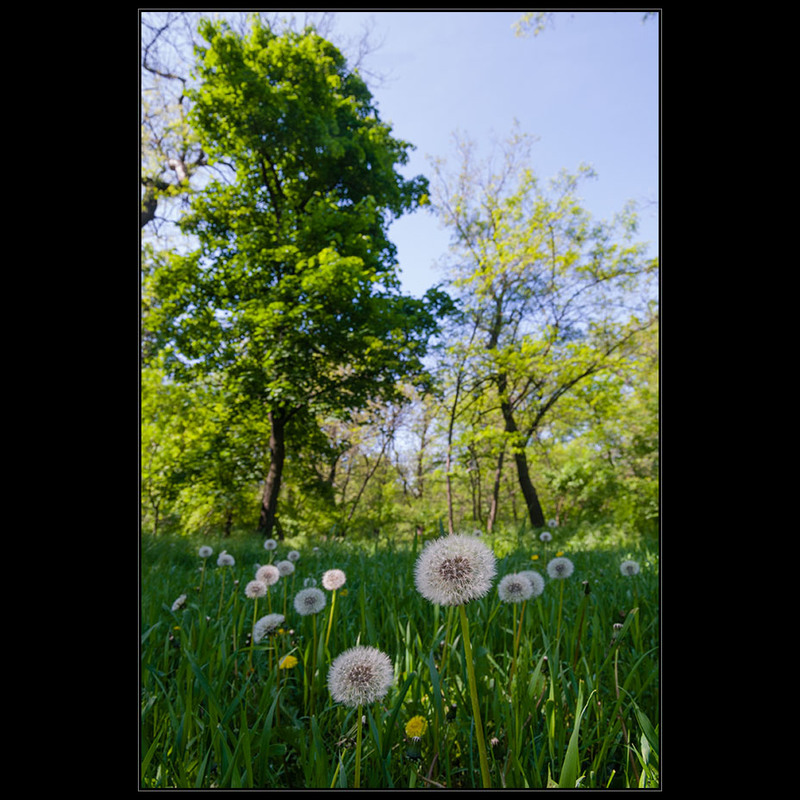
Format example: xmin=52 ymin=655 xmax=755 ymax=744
xmin=140 ymin=527 xmax=659 ymax=789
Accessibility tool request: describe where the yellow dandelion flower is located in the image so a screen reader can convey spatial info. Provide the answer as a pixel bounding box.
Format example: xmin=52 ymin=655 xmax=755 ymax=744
xmin=405 ymin=716 xmax=428 ymax=739
xmin=339 ymin=588 xmax=349 ymax=597
xmin=530 ymin=554 xmax=539 ymax=561
xmin=556 ymin=550 xmax=564 ymax=557
xmin=279 ymin=654 xmax=299 ymax=670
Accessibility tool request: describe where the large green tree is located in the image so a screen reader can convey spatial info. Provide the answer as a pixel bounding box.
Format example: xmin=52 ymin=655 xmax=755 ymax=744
xmin=431 ymin=129 xmax=657 ymax=529
xmin=144 ymin=17 xmax=450 ymax=537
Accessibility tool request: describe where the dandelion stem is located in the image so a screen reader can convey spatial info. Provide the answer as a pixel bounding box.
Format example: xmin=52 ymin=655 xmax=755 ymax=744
xmin=355 ymin=703 xmax=363 ymax=789
xmin=458 ymin=604 xmax=491 ymax=789
xmin=325 ymin=589 xmax=337 ymax=652
xmin=218 ymin=568 xmax=226 ymax=619
xmin=509 ymin=599 xmax=526 ymax=695
xmin=556 ymin=579 xmax=565 ymax=644
xmin=309 ymin=613 xmax=318 ymax=716
xmin=248 ymin=597 xmax=259 ymax=673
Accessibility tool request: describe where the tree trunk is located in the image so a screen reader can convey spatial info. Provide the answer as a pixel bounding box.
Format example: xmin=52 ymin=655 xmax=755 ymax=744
xmin=258 ymin=410 xmax=287 ymax=537
xmin=487 ymin=448 xmax=504 ymax=533
xmin=511 ymin=444 xmax=546 ymax=529
xmin=498 ymin=375 xmax=546 ymax=529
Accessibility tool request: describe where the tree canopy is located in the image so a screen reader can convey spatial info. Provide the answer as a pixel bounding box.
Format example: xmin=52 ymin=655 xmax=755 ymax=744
xmin=141 ymin=14 xmax=658 ymax=543
xmin=143 ymin=16 xmax=452 ymax=536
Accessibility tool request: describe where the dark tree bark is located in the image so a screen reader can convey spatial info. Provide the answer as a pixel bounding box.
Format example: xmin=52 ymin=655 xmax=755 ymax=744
xmin=259 ymin=410 xmax=287 ymax=537
xmin=498 ymin=373 xmax=546 ymax=529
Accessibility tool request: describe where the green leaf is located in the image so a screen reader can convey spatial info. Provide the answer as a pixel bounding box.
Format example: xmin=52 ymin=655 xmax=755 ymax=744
xmin=558 ymin=680 xmax=589 ymax=788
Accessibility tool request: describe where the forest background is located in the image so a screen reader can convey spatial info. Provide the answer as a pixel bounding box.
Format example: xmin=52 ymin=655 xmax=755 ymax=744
xmin=140 ymin=10 xmax=659 ymax=548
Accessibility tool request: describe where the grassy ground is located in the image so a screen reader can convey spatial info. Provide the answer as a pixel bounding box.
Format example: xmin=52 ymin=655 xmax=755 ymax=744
xmin=140 ymin=529 xmax=659 ymax=789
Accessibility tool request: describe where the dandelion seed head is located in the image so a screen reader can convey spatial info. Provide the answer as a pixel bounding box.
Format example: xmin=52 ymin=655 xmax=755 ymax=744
xmin=546 ymin=556 xmax=574 ymax=580
xmin=276 ymin=560 xmax=295 ymax=577
xmin=620 ymin=560 xmax=640 ymax=576
xmin=519 ymin=569 xmax=546 ymax=598
xmin=171 ymin=594 xmax=187 ymax=611
xmin=293 ymin=587 xmax=326 ymax=616
xmin=245 ymin=580 xmax=268 ymax=599
xmin=198 ymin=546 xmax=213 ymax=559
xmin=263 ymin=538 xmax=278 ymax=551
xmin=256 ymin=564 xmax=280 ymax=586
xmin=539 ymin=531 xmax=552 ymax=542
xmin=328 ymin=645 xmax=394 ymax=708
xmin=498 ymin=573 xmax=534 ymax=603
xmin=217 ymin=551 xmax=235 ymax=567
xmin=303 ymin=576 xmax=317 ymax=588
xmin=287 ymin=550 xmax=301 ymax=562
xmin=322 ymin=568 xmax=346 ymax=591
xmin=414 ymin=534 xmax=497 ymax=606
xmin=253 ymin=613 xmax=285 ymax=643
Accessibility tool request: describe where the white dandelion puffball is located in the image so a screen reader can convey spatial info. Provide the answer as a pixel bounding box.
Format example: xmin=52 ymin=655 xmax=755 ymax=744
xmin=498 ymin=573 xmax=534 ymax=604
xmin=256 ymin=564 xmax=280 ymax=586
xmin=414 ymin=533 xmax=497 ymax=606
xmin=620 ymin=560 xmax=640 ymax=577
xmin=276 ymin=560 xmax=295 ymax=577
xmin=294 ymin=587 xmax=327 ymax=616
xmin=322 ymin=568 xmax=347 ymax=591
xmin=539 ymin=531 xmax=553 ymax=542
xmin=287 ymin=550 xmax=301 ymax=562
xmin=245 ymin=580 xmax=268 ymax=599
xmin=217 ymin=551 xmax=235 ymax=567
xmin=198 ymin=546 xmax=213 ymax=559
xmin=547 ymin=556 xmax=574 ymax=580
xmin=328 ymin=646 xmax=394 ymax=708
xmin=519 ymin=570 xmax=546 ymax=598
xmin=303 ymin=576 xmax=318 ymax=588
xmin=264 ymin=538 xmax=278 ymax=551
xmin=253 ymin=613 xmax=285 ymax=643
xmin=171 ymin=594 xmax=187 ymax=611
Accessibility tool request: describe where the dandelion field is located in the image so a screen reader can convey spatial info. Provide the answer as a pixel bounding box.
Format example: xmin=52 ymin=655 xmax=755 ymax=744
xmin=140 ymin=529 xmax=659 ymax=789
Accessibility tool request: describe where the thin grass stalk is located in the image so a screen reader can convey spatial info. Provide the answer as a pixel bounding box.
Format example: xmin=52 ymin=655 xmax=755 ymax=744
xmin=571 ymin=584 xmax=589 ymax=670
xmin=458 ymin=604 xmax=491 ymax=789
xmin=613 ymin=641 xmax=641 ymax=786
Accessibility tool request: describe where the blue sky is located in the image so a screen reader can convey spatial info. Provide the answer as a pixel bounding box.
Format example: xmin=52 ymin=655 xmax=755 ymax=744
xmin=324 ymin=10 xmax=660 ymax=298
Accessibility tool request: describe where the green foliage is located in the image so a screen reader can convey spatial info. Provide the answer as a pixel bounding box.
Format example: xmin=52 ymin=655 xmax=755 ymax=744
xmin=141 ymin=20 xmax=657 ymax=545
xmin=142 ymin=16 xmax=455 ymax=537
xmin=145 ymin=14 xmax=449 ymax=403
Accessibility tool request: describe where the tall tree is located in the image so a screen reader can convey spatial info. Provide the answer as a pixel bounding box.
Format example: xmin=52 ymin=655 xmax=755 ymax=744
xmin=432 ymin=129 xmax=657 ymax=528
xmin=140 ymin=10 xmax=376 ymax=233
xmin=144 ymin=17 xmax=450 ymax=538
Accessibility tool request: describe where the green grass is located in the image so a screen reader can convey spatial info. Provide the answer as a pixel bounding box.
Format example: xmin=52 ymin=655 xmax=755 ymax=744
xmin=140 ymin=530 xmax=659 ymax=789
